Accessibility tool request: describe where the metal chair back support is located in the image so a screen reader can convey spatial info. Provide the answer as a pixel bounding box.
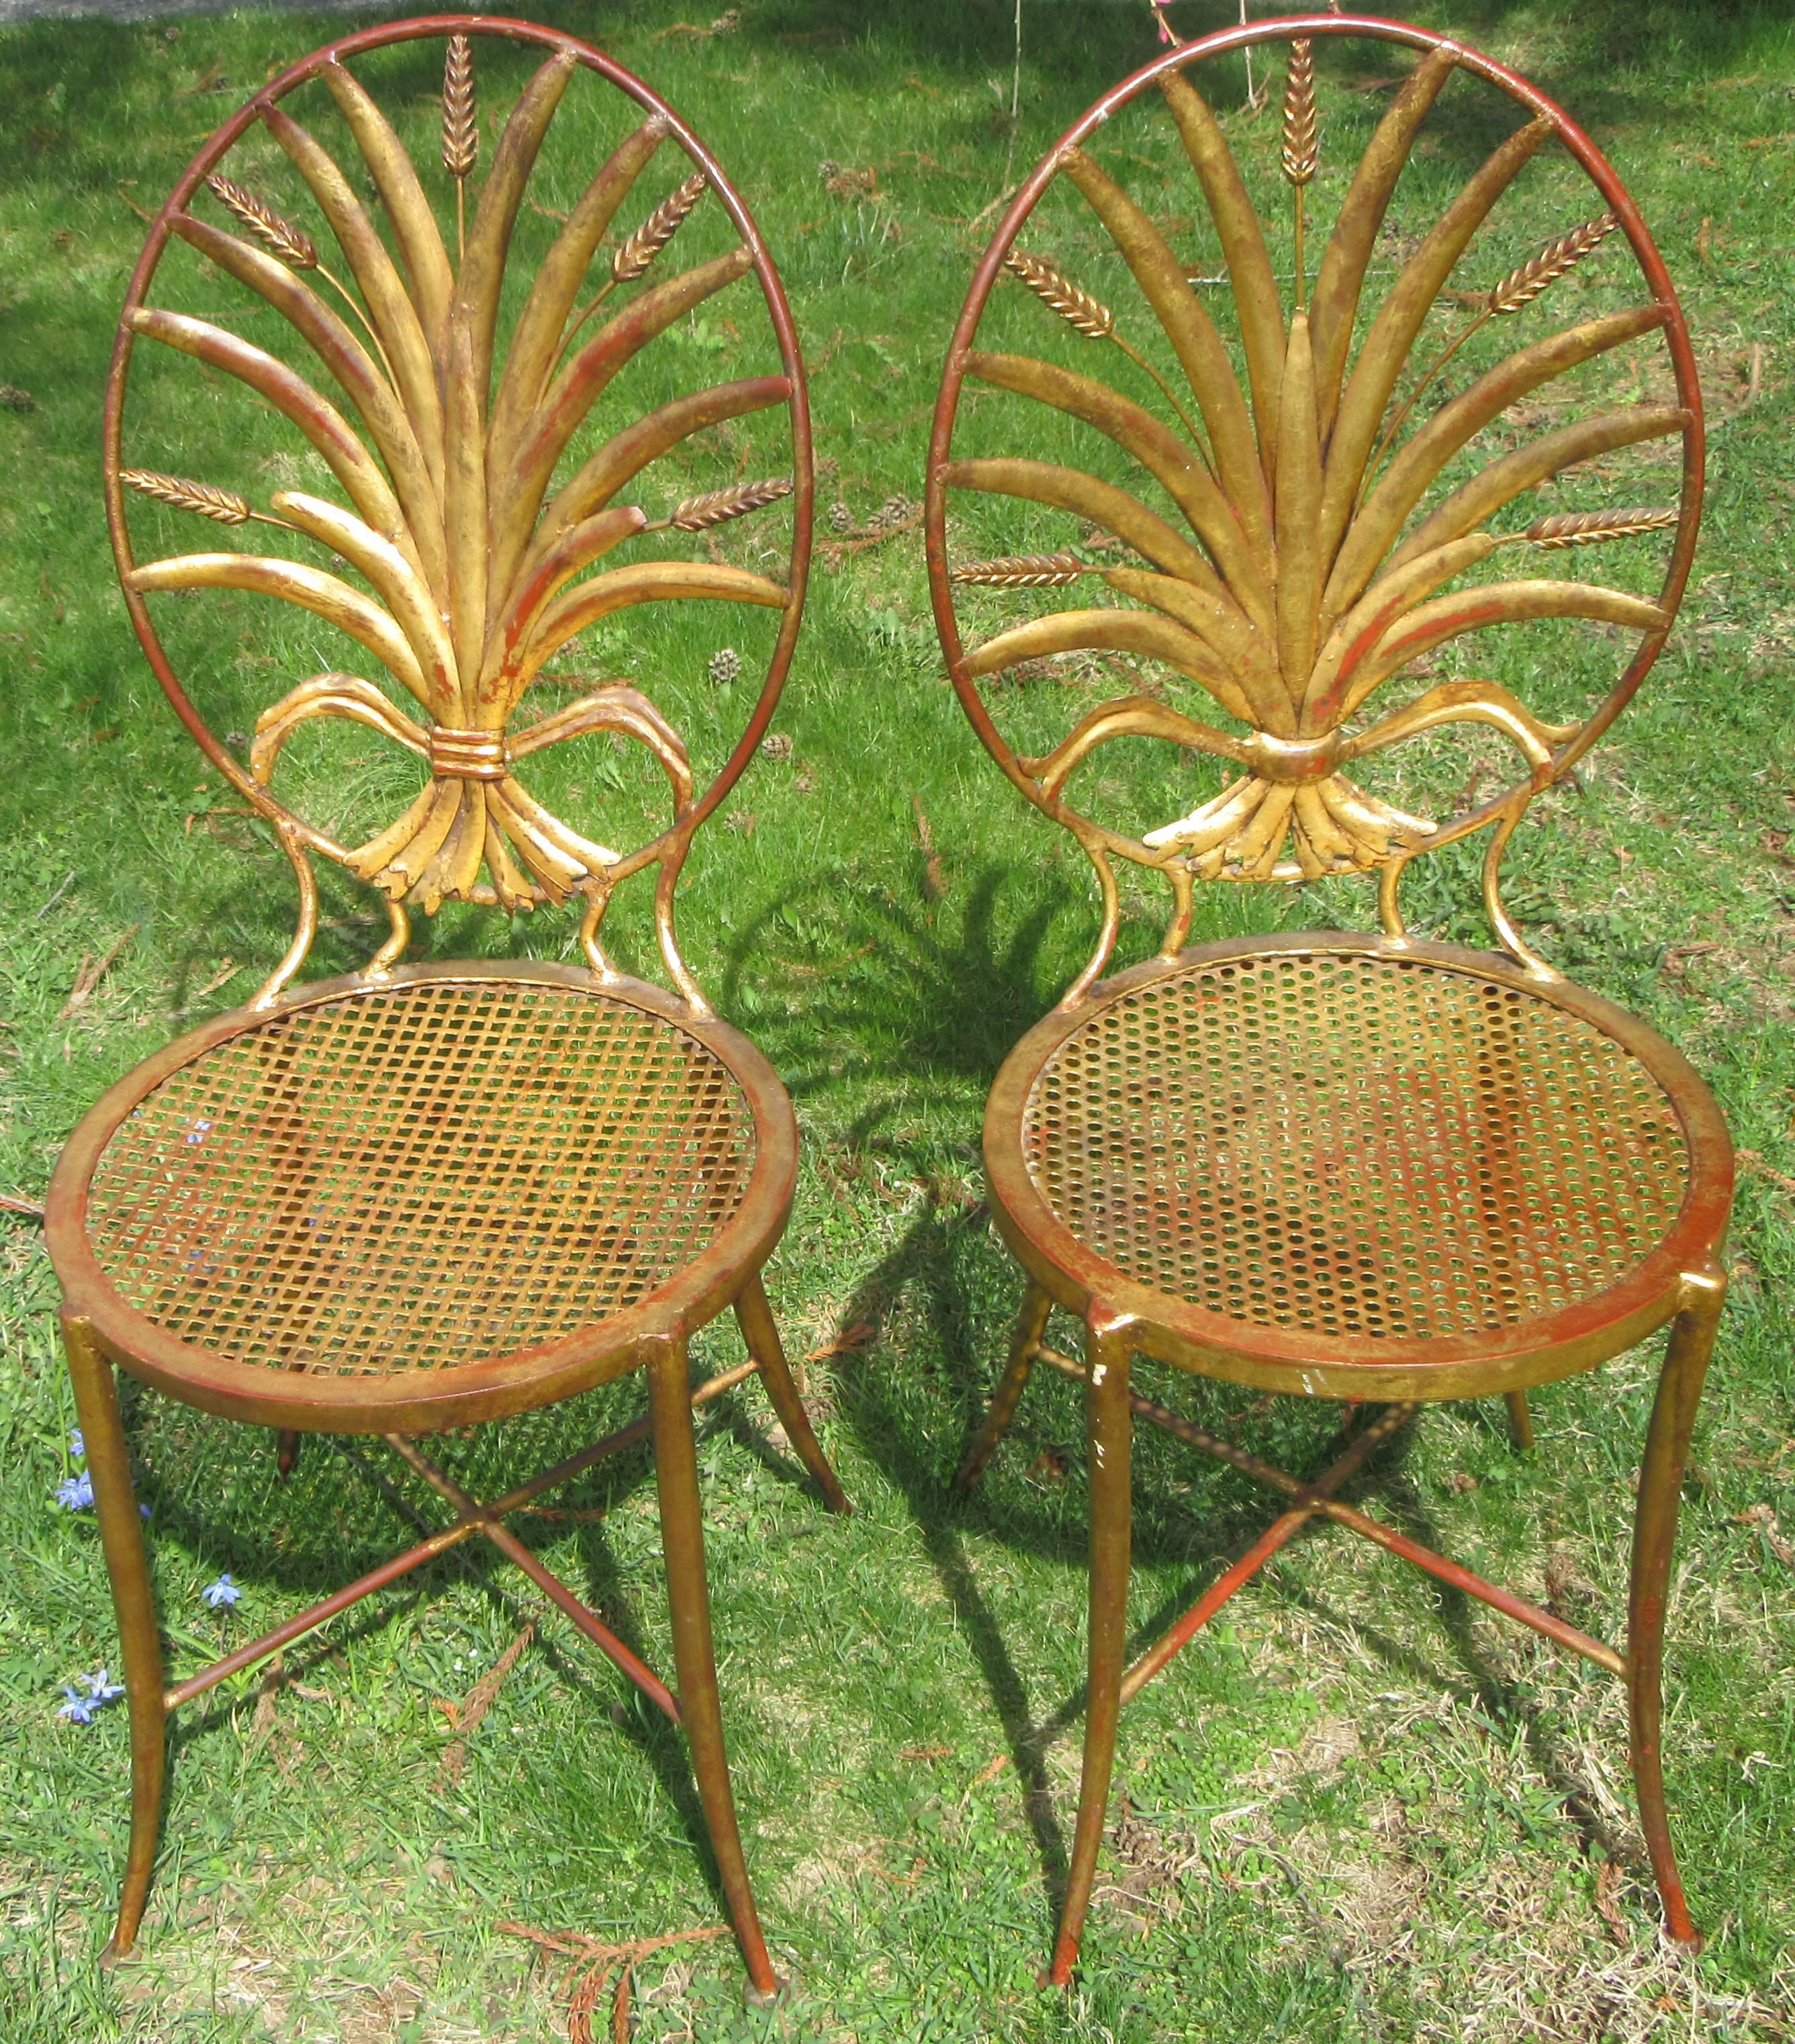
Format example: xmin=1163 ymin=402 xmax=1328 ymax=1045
xmin=925 ymin=11 xmax=1732 ymax=1982
xmin=46 ymin=16 xmax=849 ymax=2002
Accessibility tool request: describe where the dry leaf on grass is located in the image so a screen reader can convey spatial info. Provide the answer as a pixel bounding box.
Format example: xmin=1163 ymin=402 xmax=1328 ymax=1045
xmin=912 ymin=796 xmax=949 ymax=903
xmin=964 ymin=1753 xmax=1009 ymax=1796
xmin=1737 ymin=1150 xmax=1795 ymax=1198
xmin=438 ymin=1622 xmax=535 ymax=1784
xmin=802 ymin=1321 xmax=875 ymax=1362
xmin=60 ymin=925 xmax=139 ymax=1017
xmin=501 ymin=1920 xmax=730 ymax=2044
xmin=1737 ymin=1503 xmax=1795 ymax=1567
xmin=1593 ymin=1857 xmax=1630 ymax=1945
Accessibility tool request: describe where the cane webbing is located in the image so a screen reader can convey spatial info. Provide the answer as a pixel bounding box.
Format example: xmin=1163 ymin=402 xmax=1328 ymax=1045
xmin=1023 ymin=952 xmax=1689 ymax=1341
xmin=86 ymin=980 xmax=755 ymax=1375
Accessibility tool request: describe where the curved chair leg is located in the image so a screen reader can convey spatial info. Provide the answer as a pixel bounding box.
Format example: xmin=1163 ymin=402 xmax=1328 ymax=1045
xmin=734 ymin=1270 xmax=851 ymax=1516
xmin=647 ymin=1332 xmax=783 ymax=2004
xmin=1504 ymin=1391 xmax=1534 ymax=1452
xmin=1629 ymin=1263 xmax=1724 ymax=1951
xmin=1048 ymin=1311 xmax=1133 ymax=1987
xmin=63 ymin=1315 xmax=166 ymax=1966
xmin=954 ymin=1278 xmax=1052 ymax=1492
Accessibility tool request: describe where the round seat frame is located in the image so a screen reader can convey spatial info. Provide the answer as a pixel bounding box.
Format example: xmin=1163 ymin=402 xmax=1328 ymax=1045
xmin=48 ymin=961 xmax=798 ymax=1436
xmin=982 ymin=932 xmax=1732 ymax=1404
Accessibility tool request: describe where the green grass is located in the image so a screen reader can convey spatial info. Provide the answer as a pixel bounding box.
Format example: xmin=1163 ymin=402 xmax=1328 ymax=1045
xmin=3 ymin=0 xmax=1795 ymax=2036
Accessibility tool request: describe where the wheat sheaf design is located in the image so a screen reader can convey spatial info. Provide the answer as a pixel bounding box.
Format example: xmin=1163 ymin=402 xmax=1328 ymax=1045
xmin=116 ymin=31 xmax=796 ymax=917
xmin=938 ymin=34 xmax=1692 ymax=892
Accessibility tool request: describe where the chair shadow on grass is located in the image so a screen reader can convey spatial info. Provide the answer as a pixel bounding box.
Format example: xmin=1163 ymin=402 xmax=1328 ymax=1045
xmin=120 ymin=1355 xmax=815 ymax=1939
xmin=805 ymin=1177 xmax=1653 ymax=1943
xmin=112 ymin=839 xmax=1647 ymax=1943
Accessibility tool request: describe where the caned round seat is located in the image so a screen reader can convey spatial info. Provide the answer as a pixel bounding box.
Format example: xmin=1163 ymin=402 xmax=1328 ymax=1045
xmin=983 ymin=934 xmax=1732 ymax=1403
xmin=47 ymin=963 xmax=796 ymax=1433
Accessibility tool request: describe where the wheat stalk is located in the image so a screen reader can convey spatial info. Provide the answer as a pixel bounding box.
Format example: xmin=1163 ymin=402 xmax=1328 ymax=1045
xmin=654 ymin=478 xmax=792 ymax=532
xmin=1281 ymin=40 xmax=1318 ymax=185
xmin=1359 ymin=208 xmax=1622 ymax=508
xmin=1003 ymin=248 xmax=1215 ymax=471
xmin=1004 ymin=250 xmax=1114 ymax=339
xmin=443 ymin=35 xmax=477 ymax=179
xmin=206 ymin=174 xmax=317 ymax=271
xmin=613 ymin=173 xmax=707 ymax=284
xmin=121 ymin=468 xmax=252 ymax=524
xmin=950 ymin=551 xmax=1091 ymax=588
xmin=1489 ymin=212 xmax=1620 ymax=314
xmin=1524 ymin=506 xmax=1679 ymax=549
xmin=553 ymin=169 xmax=708 ymax=375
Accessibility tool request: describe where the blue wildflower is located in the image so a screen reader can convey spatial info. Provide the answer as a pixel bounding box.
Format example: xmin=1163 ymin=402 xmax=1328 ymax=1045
xmin=54 ymin=1471 xmax=95 ymax=1511
xmin=201 ymin=1574 xmax=241 ymax=1611
xmin=57 ymin=1669 xmax=124 ymax=1724
xmin=68 ymin=1428 xmax=84 ymax=1458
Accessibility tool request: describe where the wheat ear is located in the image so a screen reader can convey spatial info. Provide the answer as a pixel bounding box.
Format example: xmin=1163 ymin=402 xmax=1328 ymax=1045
xmin=121 ymin=468 xmax=293 ymax=530
xmin=1003 ymin=249 xmax=1113 ymax=338
xmin=1281 ymin=40 xmax=1318 ymax=185
xmin=206 ymin=174 xmax=317 ymax=270
xmin=950 ymin=552 xmax=1091 ymax=588
xmin=1489 ymin=212 xmax=1620 ymax=314
xmin=1282 ymin=37 xmax=1318 ymax=303
xmin=649 ymin=478 xmax=793 ymax=532
xmin=443 ymin=34 xmax=476 ymax=259
xmin=614 ymin=173 xmax=708 ymax=284
xmin=443 ymin=36 xmax=477 ymax=178
xmin=1523 ymin=507 xmax=1679 ymax=548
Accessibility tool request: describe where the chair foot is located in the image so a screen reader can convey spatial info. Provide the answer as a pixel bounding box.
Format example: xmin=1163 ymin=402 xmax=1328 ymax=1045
xmin=743 ymin=1971 xmax=793 ymax=2010
xmin=64 ymin=1315 xmax=167 ymax=1961
xmin=1504 ymin=1390 xmax=1534 ymax=1452
xmin=276 ymin=1428 xmax=300 ymax=1481
xmin=734 ymin=1272 xmax=850 ymax=1516
xmin=647 ymin=1331 xmax=782 ymax=2002
xmin=1628 ymin=1266 xmax=1723 ymax=1951
xmin=1047 ymin=1311 xmax=1132 ymax=1986
xmin=954 ymin=1279 xmax=1052 ymax=1493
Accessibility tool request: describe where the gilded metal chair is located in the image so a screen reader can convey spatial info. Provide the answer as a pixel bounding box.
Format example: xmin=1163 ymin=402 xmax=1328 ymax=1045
xmin=47 ymin=17 xmax=847 ymax=2002
xmin=925 ymin=13 xmax=1729 ymax=1982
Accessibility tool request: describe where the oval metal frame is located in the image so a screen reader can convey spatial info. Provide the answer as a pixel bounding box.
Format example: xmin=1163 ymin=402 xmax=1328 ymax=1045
xmin=924 ymin=11 xmax=1703 ymax=865
xmin=104 ymin=13 xmax=813 ymax=888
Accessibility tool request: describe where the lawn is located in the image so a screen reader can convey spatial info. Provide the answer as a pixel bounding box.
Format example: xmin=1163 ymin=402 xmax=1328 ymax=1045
xmin=1 ymin=0 xmax=1794 ymax=2037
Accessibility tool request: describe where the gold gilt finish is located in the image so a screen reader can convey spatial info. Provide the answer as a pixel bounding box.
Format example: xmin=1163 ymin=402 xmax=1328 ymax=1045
xmin=86 ymin=978 xmax=756 ymax=1377
xmin=1023 ymin=949 xmax=1690 ymax=1342
xmin=926 ymin=15 xmax=1731 ymax=1985
xmin=54 ymin=19 xmax=844 ymax=2004
xmin=107 ymin=21 xmax=804 ymax=1002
